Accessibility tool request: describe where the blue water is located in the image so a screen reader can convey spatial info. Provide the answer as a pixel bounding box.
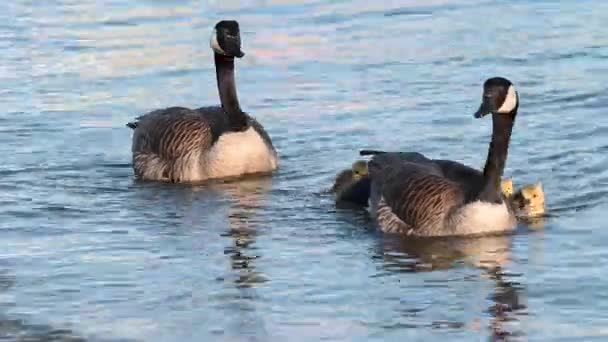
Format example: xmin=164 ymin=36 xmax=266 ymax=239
xmin=1 ymin=0 xmax=608 ymax=341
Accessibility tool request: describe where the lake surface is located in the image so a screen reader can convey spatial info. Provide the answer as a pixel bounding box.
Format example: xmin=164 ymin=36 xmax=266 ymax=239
xmin=1 ymin=0 xmax=608 ymax=340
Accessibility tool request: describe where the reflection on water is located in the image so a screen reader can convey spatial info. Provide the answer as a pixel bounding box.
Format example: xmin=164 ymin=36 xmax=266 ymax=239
xmin=221 ymin=178 xmax=273 ymax=289
xmin=376 ymin=234 xmax=527 ymax=339
xmin=487 ymin=270 xmax=527 ymax=341
xmin=213 ymin=178 xmax=274 ymax=341
xmin=520 ymin=216 xmax=547 ymax=231
xmin=0 ymin=269 xmax=88 ymax=341
xmin=379 ymin=234 xmax=514 ymax=272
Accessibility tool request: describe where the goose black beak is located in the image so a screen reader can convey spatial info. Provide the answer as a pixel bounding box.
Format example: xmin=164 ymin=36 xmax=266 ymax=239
xmin=473 ymin=98 xmax=493 ymax=118
xmin=235 ymin=50 xmax=245 ymax=58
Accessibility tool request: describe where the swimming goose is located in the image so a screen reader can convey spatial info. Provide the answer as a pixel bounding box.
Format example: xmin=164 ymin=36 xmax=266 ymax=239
xmin=331 ymin=160 xmax=371 ymax=205
xmin=126 ymin=20 xmax=278 ymax=183
xmin=362 ymin=77 xmax=519 ymax=237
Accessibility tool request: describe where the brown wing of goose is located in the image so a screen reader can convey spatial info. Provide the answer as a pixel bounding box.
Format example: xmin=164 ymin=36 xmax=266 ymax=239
xmin=361 ymin=150 xmax=483 ymax=183
xmin=369 ymin=154 xmax=466 ymax=233
xmin=431 ymin=159 xmax=484 ymax=201
xmin=360 ymin=150 xmax=484 ymax=202
xmin=131 ymin=106 xmax=229 ymax=159
xmin=361 ymin=150 xmax=435 ymax=166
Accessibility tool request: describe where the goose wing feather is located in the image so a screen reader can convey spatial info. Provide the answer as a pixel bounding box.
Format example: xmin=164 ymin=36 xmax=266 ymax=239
xmin=368 ymin=153 xmax=466 ymax=234
xmin=360 ymin=150 xmax=485 ymax=200
xmin=431 ymin=159 xmax=484 ymax=200
xmin=130 ymin=106 xmax=228 ymax=159
xmin=367 ymin=152 xmax=443 ymax=177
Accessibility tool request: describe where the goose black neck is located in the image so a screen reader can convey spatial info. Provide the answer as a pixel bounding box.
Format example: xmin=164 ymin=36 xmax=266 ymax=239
xmin=478 ymin=112 xmax=516 ymax=203
xmin=214 ymin=53 xmax=248 ymax=130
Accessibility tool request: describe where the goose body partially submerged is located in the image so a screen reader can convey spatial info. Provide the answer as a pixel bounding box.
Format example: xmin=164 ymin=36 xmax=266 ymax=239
xmin=127 ymin=20 xmax=278 ymax=183
xmin=361 ymin=77 xmax=520 ymax=237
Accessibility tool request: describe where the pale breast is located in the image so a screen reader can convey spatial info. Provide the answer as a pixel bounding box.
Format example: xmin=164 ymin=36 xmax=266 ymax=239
xmin=450 ymin=201 xmax=516 ymax=235
xmin=202 ymin=127 xmax=278 ymax=179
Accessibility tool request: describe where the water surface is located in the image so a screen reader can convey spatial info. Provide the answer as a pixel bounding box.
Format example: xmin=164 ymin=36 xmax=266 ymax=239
xmin=1 ymin=0 xmax=608 ymax=341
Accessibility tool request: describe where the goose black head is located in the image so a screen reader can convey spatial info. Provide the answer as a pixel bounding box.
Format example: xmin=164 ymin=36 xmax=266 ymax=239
xmin=210 ymin=20 xmax=245 ymax=58
xmin=474 ymin=77 xmax=518 ymax=118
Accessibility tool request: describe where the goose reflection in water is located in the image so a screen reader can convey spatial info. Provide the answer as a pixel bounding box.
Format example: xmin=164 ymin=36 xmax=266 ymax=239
xmin=210 ymin=176 xmax=274 ymax=340
xmin=377 ymin=234 xmax=528 ymax=340
xmin=223 ymin=212 xmax=267 ymax=288
xmin=521 ymin=216 xmax=546 ymax=230
xmin=217 ymin=176 xmax=274 ymax=289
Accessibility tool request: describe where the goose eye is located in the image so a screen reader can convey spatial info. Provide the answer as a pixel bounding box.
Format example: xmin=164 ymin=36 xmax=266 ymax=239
xmin=533 ymin=194 xmax=537 ymax=198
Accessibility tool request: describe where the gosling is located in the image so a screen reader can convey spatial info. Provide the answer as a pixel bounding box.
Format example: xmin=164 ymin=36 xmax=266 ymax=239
xmin=502 ymin=179 xmax=545 ymax=218
xmin=331 ymin=160 xmax=370 ymax=206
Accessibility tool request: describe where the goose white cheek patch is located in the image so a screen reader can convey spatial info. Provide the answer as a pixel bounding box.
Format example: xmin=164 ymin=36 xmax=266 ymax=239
xmin=210 ymin=29 xmax=225 ymax=55
xmin=497 ymin=85 xmax=517 ymax=113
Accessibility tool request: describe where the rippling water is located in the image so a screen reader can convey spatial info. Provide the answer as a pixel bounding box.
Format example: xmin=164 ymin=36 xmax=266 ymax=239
xmin=1 ymin=0 xmax=608 ymax=341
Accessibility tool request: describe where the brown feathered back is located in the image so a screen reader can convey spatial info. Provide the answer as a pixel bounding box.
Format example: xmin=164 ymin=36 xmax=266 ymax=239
xmin=131 ymin=107 xmax=225 ymax=157
xmin=369 ymin=155 xmax=465 ymax=234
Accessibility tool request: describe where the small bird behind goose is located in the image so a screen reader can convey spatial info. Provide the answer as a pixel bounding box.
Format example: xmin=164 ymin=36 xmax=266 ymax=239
xmin=126 ymin=20 xmax=278 ymax=183
xmin=331 ymin=160 xmax=370 ymax=205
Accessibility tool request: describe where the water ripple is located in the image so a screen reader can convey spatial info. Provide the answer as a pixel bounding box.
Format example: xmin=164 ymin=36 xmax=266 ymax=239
xmin=1 ymin=0 xmax=608 ymax=341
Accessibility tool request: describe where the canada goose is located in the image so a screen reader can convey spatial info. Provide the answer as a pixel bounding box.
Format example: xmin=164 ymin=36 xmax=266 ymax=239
xmin=361 ymin=77 xmax=519 ymax=237
xmin=126 ymin=20 xmax=278 ymax=183
xmin=508 ymin=181 xmax=546 ymax=218
xmin=331 ymin=160 xmax=370 ymax=205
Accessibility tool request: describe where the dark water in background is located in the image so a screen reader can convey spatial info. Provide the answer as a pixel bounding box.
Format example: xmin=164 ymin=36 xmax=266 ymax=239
xmin=1 ymin=0 xmax=608 ymax=340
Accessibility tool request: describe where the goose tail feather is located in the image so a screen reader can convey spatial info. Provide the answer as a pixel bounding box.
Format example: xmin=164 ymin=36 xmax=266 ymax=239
xmin=359 ymin=149 xmax=388 ymax=156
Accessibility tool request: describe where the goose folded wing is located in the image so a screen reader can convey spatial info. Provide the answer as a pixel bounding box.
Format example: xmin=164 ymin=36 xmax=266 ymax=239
xmin=361 ymin=150 xmax=483 ymax=186
xmin=131 ymin=107 xmax=226 ymax=159
xmin=361 ymin=150 xmax=435 ymax=165
xmin=369 ymin=156 xmax=466 ymax=232
xmin=430 ymin=159 xmax=484 ymax=200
